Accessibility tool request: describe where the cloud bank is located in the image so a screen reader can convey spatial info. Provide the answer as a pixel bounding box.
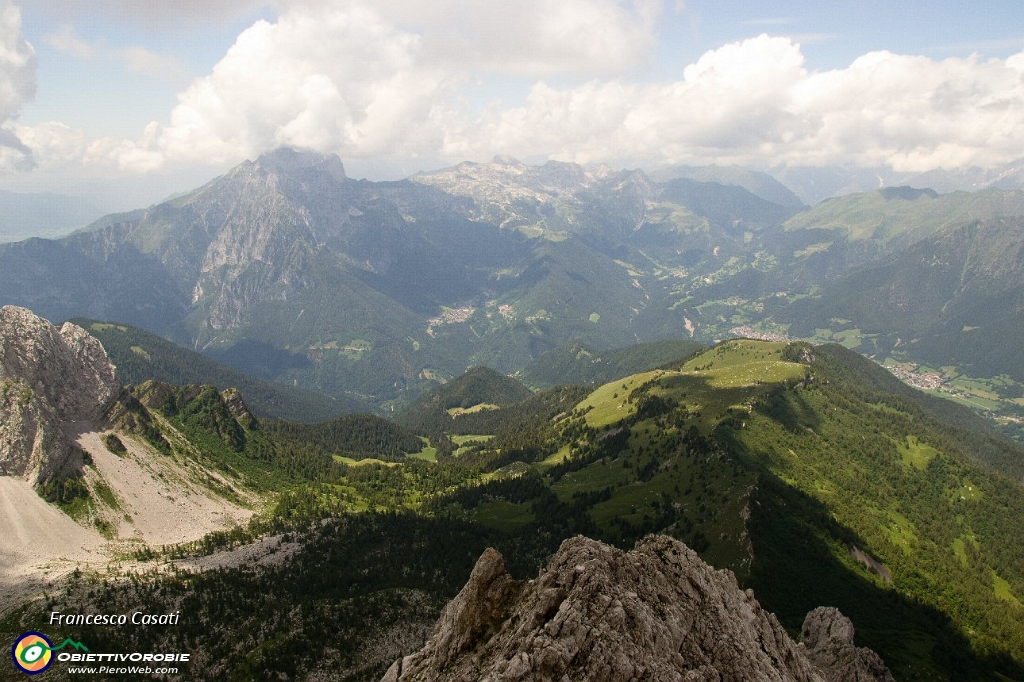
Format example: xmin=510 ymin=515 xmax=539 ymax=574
xmin=451 ymin=36 xmax=1024 ymax=173
xmin=8 ymin=0 xmax=1024 ymax=180
xmin=29 ymin=0 xmax=272 ymax=24
xmin=0 ymin=0 xmax=36 ymax=170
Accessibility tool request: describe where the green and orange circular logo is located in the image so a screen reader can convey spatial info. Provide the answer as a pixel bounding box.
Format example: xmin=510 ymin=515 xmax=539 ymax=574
xmin=11 ymin=632 xmax=53 ymax=675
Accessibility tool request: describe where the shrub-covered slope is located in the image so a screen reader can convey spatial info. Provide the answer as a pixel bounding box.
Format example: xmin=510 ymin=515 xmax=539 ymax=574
xmin=5 ymin=341 xmax=1023 ymax=681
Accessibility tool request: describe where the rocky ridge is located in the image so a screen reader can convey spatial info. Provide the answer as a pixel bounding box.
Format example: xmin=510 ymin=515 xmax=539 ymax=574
xmin=411 ymin=155 xmax=657 ymax=238
xmin=384 ymin=535 xmax=894 ymax=682
xmin=0 ymin=305 xmax=119 ymax=486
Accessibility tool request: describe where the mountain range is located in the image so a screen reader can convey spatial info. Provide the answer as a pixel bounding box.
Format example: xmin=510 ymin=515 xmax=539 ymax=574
xmin=3 ymin=148 xmax=1024 ymax=435
xmin=769 ymin=159 xmax=1024 ymax=206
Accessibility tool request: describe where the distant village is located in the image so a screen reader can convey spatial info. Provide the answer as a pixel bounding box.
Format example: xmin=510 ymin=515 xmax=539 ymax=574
xmin=884 ymin=364 xmax=944 ymax=391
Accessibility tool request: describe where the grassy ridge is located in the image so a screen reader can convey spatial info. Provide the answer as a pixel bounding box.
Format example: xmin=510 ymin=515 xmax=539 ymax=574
xmin=520 ymin=338 xmax=704 ymax=390
xmin=716 ymin=345 xmax=1024 ymax=676
xmin=6 ymin=341 xmax=1024 ymax=681
xmin=440 ymin=341 xmax=1024 ymax=678
xmin=783 ymin=187 xmax=1024 ymax=245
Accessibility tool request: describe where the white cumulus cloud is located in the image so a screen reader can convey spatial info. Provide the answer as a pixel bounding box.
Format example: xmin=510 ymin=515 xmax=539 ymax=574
xmin=11 ymin=3 xmax=1024 ymax=183
xmin=140 ymin=0 xmax=661 ymax=168
xmin=384 ymin=0 xmax=661 ymax=76
xmin=445 ymin=35 xmax=1024 ymax=173
xmin=0 ymin=0 xmax=36 ymax=170
xmin=788 ymin=49 xmax=1024 ymax=171
xmin=153 ymin=3 xmax=452 ymax=164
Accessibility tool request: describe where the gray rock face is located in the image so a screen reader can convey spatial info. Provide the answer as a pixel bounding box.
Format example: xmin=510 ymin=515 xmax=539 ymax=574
xmin=383 ymin=535 xmax=894 ymax=682
xmin=0 ymin=306 xmax=119 ymax=485
xmin=800 ymin=607 xmax=896 ymax=682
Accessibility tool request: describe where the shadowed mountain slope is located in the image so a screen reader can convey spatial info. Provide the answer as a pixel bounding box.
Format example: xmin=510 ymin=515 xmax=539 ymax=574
xmin=75 ymin=317 xmax=365 ymax=422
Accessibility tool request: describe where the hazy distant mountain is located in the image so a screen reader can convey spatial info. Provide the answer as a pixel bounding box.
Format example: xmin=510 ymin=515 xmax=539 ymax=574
xmin=647 ymin=163 xmax=804 ymax=208
xmin=4 ymin=148 xmax=1024 ymax=414
xmin=903 ymin=159 xmax=1024 ymax=194
xmin=786 ymin=216 xmax=1024 ymax=381
xmin=0 ymin=189 xmax=104 ymax=243
xmin=0 ymin=149 xmax=801 ymax=406
xmin=765 ymin=166 xmax=905 ymax=205
xmin=767 ymin=160 xmax=1024 ymax=206
xmin=783 ymin=185 xmax=1024 ymax=250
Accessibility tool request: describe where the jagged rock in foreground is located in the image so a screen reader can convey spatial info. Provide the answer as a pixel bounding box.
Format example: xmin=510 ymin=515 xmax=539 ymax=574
xmin=384 ymin=535 xmax=894 ymax=682
xmin=800 ymin=607 xmax=896 ymax=682
xmin=0 ymin=305 xmax=119 ymax=485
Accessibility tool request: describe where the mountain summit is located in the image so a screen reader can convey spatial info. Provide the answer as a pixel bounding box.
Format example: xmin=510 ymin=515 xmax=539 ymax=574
xmin=384 ymin=535 xmax=894 ymax=682
xmin=253 ymin=147 xmax=347 ymax=182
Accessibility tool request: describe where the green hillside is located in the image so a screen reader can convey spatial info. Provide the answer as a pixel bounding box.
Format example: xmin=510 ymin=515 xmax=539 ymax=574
xmin=787 ymin=218 xmax=1024 ymax=381
xmin=76 ymin=318 xmax=366 ymax=422
xmin=6 ymin=331 xmax=1024 ymax=681
xmin=520 ymin=338 xmax=703 ymax=389
xmin=730 ymin=345 xmax=1024 ymax=673
xmin=784 ymin=187 xmax=1024 ymax=246
xmin=262 ymin=413 xmax=424 ymax=463
xmin=425 ymin=341 xmax=1024 ymax=678
xmin=119 ymin=380 xmax=342 ymax=488
xmin=398 ymin=366 xmax=534 ymax=431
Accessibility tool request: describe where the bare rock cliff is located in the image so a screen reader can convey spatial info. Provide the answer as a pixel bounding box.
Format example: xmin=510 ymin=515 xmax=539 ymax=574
xmin=800 ymin=607 xmax=896 ymax=682
xmin=0 ymin=306 xmax=119 ymax=485
xmin=384 ymin=535 xmax=894 ymax=682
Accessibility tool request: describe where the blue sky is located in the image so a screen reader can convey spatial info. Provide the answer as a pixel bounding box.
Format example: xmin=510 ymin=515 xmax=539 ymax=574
xmin=2 ymin=1 xmax=1023 ymax=209
xmin=674 ymin=1 xmax=1024 ymax=69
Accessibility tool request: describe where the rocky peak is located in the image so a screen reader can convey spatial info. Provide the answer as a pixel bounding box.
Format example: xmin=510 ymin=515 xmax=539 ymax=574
xmin=0 ymin=306 xmax=120 ymax=486
xmin=492 ymin=155 xmax=528 ymax=169
xmin=221 ymin=387 xmax=256 ymax=429
xmin=413 ymin=157 xmax=591 ymax=195
xmin=800 ymin=607 xmax=896 ymax=682
xmin=383 ymin=535 xmax=894 ymax=682
xmin=537 ymin=160 xmax=590 ymax=190
xmin=254 ymin=147 xmax=347 ymax=183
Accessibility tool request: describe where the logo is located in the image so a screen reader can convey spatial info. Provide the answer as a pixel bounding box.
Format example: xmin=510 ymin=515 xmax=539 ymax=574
xmin=11 ymin=632 xmax=88 ymax=675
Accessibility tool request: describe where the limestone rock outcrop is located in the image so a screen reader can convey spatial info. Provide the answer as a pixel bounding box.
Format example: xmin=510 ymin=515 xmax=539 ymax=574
xmin=384 ymin=535 xmax=894 ymax=682
xmin=800 ymin=607 xmax=896 ymax=682
xmin=0 ymin=306 xmax=119 ymax=486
